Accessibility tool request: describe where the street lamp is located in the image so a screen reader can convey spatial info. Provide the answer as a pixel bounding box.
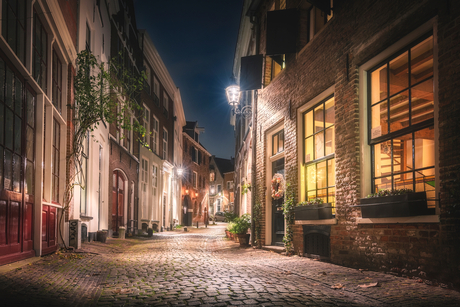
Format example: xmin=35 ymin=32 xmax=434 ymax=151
xmin=226 ymin=85 xmax=252 ymax=118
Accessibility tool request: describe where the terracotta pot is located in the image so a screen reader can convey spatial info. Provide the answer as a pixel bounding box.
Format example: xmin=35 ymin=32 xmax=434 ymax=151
xmin=236 ymin=233 xmax=250 ymax=247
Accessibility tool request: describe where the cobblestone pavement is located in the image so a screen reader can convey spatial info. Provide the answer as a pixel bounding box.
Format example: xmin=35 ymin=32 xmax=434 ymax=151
xmin=1 ymin=224 xmax=459 ymax=306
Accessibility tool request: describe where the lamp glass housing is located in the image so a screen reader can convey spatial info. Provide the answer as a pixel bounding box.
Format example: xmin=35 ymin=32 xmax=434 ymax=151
xmin=225 ymin=85 xmax=240 ymax=107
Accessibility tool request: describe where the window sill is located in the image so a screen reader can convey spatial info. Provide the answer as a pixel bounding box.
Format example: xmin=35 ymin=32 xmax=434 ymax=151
xmin=357 ymin=215 xmax=439 ymax=224
xmin=80 ymin=215 xmax=93 ymax=220
xmin=294 ymin=218 xmax=337 ymax=225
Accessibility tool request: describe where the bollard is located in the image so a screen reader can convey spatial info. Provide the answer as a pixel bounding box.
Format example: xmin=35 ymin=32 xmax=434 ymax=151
xmin=196 ymin=221 xmax=199 ymax=228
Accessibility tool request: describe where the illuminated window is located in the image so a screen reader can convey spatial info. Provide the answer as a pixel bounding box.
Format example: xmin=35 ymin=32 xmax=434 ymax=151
xmin=272 ymin=129 xmax=284 ymax=156
xmin=302 ymin=96 xmax=335 ymax=208
xmin=369 ymin=34 xmax=435 ymax=206
xmin=193 ymin=171 xmax=197 ymax=188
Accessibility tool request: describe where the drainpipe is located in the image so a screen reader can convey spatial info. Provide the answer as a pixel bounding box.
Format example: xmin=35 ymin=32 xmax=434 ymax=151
xmin=250 ymin=11 xmax=260 ymax=247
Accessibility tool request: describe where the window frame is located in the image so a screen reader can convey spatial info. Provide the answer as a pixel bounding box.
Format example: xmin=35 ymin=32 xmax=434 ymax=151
xmin=367 ymin=32 xmax=435 ymax=195
xmin=162 ymin=128 xmax=168 ymax=160
xmin=33 ymin=8 xmax=48 ymax=92
xmin=301 ymin=95 xmax=336 ymax=208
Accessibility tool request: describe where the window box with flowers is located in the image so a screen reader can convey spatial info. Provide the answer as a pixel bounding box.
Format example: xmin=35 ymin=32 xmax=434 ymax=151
xmin=358 ymin=189 xmax=434 ymax=218
xmin=293 ymin=198 xmax=333 ymax=220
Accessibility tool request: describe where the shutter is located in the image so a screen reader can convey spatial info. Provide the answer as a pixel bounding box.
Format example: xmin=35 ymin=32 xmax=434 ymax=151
xmin=240 ymin=55 xmax=263 ymax=91
xmin=266 ymin=9 xmax=299 ymax=55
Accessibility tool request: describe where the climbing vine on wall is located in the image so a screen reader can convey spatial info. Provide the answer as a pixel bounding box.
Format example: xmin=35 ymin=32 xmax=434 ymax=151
xmin=282 ymin=183 xmax=295 ymax=255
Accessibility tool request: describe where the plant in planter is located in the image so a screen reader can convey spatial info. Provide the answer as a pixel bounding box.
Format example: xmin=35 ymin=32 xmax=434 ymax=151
xmin=226 ymin=222 xmax=235 ymax=239
xmin=293 ymin=198 xmax=333 ymax=220
xmin=229 ymin=214 xmax=251 ymax=247
xmin=359 ymin=188 xmax=433 ymax=218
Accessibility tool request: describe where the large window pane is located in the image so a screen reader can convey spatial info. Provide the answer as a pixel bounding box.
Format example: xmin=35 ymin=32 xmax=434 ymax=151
xmin=389 ymin=90 xmax=409 ymax=132
xmin=315 ymin=131 xmax=324 ymax=159
xmin=12 ymin=153 xmax=20 ymax=192
xmin=371 ymin=101 xmax=387 ymax=137
xmin=411 ymin=78 xmax=434 ymax=125
xmin=389 ymin=51 xmax=409 ymax=96
xmin=374 ymin=140 xmax=391 ymax=178
xmin=306 ymin=164 xmax=316 ymax=192
xmin=25 ymin=160 xmax=33 ymax=195
xmin=305 ymin=136 xmax=313 ymax=163
xmin=411 ymin=37 xmax=433 ymax=85
xmin=414 ymin=127 xmax=435 ymax=170
xmin=371 ymin=64 xmax=388 ymax=104
xmin=304 ymin=110 xmax=313 ymax=137
xmin=325 ymin=126 xmax=334 ymax=155
xmin=325 ymin=97 xmax=334 ymax=127
xmin=14 ymin=116 xmax=21 ymax=154
xmin=5 ymin=108 xmax=13 ymax=150
xmin=314 ymin=104 xmax=324 ymax=133
xmin=328 ymin=159 xmax=335 ymax=187
xmin=317 ymin=161 xmax=327 ymax=189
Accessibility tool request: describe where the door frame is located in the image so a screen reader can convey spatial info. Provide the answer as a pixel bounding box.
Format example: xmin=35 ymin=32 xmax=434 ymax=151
xmin=265 ymin=122 xmax=285 ymax=246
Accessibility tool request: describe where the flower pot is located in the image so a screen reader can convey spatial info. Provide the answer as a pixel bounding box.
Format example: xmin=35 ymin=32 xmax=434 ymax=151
xmin=97 ymin=231 xmax=108 ymax=243
xmin=293 ymin=203 xmax=333 ymax=220
xmin=236 ymin=233 xmax=250 ymax=247
xmin=359 ymin=192 xmax=433 ymax=218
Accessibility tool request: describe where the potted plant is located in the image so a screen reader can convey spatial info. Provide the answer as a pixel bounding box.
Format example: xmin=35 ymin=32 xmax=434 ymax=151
xmin=359 ymin=189 xmax=433 ymax=218
xmin=292 ymin=198 xmax=333 ymax=220
xmin=229 ymin=214 xmax=251 ymax=247
xmin=226 ymin=222 xmax=235 ymax=240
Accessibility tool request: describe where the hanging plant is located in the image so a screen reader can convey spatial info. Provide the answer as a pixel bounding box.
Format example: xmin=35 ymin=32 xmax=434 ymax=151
xmin=271 ymin=173 xmax=285 ymax=200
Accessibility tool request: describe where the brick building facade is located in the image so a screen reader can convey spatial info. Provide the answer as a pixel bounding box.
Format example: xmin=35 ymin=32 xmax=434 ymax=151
xmin=181 ymin=122 xmax=211 ymax=225
xmin=232 ymin=0 xmax=460 ymax=281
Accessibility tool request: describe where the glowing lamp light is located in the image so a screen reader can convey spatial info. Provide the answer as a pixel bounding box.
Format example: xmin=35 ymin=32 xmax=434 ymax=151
xmin=211 ymin=188 xmax=215 ymax=194
xmin=185 ymin=189 xmax=189 ymax=194
xmin=177 ymin=168 xmax=184 ymax=176
xmin=195 ymin=192 xmax=199 ymax=197
xmin=225 ymin=85 xmax=240 ymax=107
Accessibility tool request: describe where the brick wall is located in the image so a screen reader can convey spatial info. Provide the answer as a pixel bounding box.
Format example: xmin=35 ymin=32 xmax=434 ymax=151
xmin=182 ymin=136 xmax=210 ymax=221
xmin=252 ymin=0 xmax=460 ymax=280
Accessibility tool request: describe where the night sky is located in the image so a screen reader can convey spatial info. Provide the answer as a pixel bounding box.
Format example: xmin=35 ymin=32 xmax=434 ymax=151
xmin=134 ymin=0 xmax=244 ymax=159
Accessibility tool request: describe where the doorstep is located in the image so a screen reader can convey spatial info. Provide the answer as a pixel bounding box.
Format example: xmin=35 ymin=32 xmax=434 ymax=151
xmin=0 ymin=256 xmax=41 ymax=273
xmin=262 ymin=245 xmax=286 ymax=254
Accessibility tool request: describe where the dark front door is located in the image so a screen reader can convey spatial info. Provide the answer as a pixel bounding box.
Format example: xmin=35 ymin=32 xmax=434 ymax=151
xmin=272 ymin=158 xmax=285 ymax=246
xmin=112 ymin=171 xmax=124 ymax=233
xmin=0 ymin=61 xmax=36 ymax=265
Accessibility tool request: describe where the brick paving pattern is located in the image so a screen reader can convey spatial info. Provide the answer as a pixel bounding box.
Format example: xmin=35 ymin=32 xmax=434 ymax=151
xmin=1 ymin=225 xmax=459 ymax=306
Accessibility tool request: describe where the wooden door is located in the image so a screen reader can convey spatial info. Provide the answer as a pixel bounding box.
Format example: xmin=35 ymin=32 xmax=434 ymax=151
xmin=41 ymin=205 xmax=57 ymax=255
xmin=112 ymin=171 xmax=124 ymax=233
xmin=0 ymin=60 xmax=36 ymax=265
xmin=272 ymin=158 xmax=285 ymax=246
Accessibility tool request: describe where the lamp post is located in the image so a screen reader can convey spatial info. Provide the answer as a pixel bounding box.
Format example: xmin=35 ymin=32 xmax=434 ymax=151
xmin=226 ymin=83 xmax=258 ymax=247
xmin=226 ymin=85 xmax=252 ymax=118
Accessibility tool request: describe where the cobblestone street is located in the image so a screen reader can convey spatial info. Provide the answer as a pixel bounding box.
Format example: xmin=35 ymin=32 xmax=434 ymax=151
xmin=1 ymin=225 xmax=459 ymax=306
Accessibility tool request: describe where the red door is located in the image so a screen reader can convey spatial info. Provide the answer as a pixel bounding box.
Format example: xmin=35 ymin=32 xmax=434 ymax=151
xmin=0 ymin=60 xmax=36 ymax=265
xmin=41 ymin=205 xmax=57 ymax=255
xmin=112 ymin=171 xmax=124 ymax=233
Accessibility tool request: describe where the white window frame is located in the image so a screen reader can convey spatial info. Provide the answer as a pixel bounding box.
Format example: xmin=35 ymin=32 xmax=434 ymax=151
xmin=143 ymin=105 xmax=150 ymax=148
xmin=193 ymin=171 xmax=198 ymax=189
xmin=163 ymin=128 xmax=168 ymax=160
xmin=357 ymin=19 xmax=439 ymax=224
xmin=153 ymin=77 xmax=160 ymax=99
xmin=152 ymin=116 xmax=159 ymax=154
xmin=152 ymin=164 xmax=158 ymax=196
xmin=141 ymin=158 xmax=148 ymax=219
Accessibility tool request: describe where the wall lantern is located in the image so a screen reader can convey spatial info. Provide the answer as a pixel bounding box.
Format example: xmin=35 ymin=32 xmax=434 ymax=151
xmin=185 ymin=189 xmax=189 ymax=194
xmin=177 ymin=168 xmax=184 ymax=176
xmin=226 ymin=84 xmax=252 ymax=118
xmin=195 ymin=192 xmax=199 ymax=197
